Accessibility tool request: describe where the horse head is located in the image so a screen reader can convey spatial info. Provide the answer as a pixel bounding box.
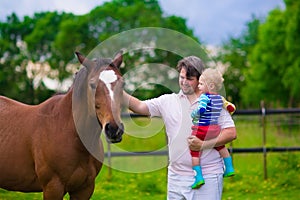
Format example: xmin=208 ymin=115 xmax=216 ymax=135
xmin=74 ymin=52 xmax=124 ymax=144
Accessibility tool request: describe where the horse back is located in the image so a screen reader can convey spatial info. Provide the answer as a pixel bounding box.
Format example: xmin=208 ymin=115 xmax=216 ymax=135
xmin=0 ymin=96 xmax=42 ymax=190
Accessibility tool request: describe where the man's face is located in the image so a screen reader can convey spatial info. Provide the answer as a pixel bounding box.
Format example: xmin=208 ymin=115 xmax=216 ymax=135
xmin=178 ymin=68 xmax=199 ymax=95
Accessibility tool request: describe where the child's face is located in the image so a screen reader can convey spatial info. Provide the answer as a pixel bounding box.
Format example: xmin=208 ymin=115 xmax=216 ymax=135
xmin=198 ymin=75 xmax=209 ymax=94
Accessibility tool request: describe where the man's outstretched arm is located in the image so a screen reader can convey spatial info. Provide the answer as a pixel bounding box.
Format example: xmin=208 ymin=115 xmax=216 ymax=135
xmin=123 ymin=91 xmax=150 ymax=116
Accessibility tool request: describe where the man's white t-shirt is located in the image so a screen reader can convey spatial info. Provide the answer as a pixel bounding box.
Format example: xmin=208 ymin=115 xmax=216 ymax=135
xmin=144 ymin=91 xmax=235 ymax=176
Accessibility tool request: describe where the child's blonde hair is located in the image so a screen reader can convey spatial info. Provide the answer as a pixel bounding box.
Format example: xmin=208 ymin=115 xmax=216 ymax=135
xmin=201 ymin=68 xmax=224 ymax=92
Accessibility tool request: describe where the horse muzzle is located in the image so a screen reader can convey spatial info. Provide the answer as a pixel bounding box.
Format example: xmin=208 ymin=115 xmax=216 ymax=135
xmin=104 ymin=123 xmax=124 ymax=143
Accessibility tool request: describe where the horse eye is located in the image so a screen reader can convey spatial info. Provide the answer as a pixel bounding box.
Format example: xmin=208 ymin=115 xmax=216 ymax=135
xmin=95 ymin=105 xmax=100 ymax=109
xmin=90 ymin=83 xmax=97 ymax=89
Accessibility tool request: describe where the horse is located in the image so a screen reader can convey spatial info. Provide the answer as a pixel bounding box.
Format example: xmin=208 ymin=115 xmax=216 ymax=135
xmin=0 ymin=51 xmax=124 ymax=199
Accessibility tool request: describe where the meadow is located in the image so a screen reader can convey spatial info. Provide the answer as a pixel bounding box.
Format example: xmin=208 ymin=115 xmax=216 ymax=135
xmin=0 ymin=114 xmax=299 ymax=199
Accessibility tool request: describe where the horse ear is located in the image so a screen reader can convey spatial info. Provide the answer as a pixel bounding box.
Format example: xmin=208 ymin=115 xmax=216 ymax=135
xmin=112 ymin=51 xmax=123 ymax=68
xmin=75 ymin=52 xmax=94 ymax=71
xmin=75 ymin=52 xmax=86 ymax=64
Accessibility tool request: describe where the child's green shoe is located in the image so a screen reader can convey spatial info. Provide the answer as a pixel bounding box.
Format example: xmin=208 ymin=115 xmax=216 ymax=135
xmin=223 ymin=156 xmax=235 ymax=177
xmin=191 ymin=179 xmax=205 ymax=189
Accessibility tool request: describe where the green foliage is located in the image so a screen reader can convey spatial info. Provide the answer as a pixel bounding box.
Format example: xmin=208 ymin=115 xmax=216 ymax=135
xmin=216 ymin=0 xmax=300 ymax=108
xmin=282 ymin=0 xmax=300 ymax=105
xmin=0 ymin=15 xmax=34 ymax=103
xmin=241 ymin=1 xmax=300 ymax=108
xmin=1 ymin=0 xmax=300 ymax=108
xmin=242 ymin=9 xmax=288 ymax=108
xmin=216 ymin=16 xmax=262 ymax=107
xmin=0 ymin=0 xmax=198 ymax=103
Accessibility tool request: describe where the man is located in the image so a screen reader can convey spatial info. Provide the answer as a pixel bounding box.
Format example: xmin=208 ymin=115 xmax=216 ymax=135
xmin=123 ymin=56 xmax=236 ymax=200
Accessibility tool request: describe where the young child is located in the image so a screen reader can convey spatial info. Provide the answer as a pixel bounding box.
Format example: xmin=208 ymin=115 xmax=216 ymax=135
xmin=190 ymin=68 xmax=235 ymax=189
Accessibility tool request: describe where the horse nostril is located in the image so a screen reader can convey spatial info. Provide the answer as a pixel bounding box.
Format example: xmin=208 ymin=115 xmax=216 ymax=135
xmin=105 ymin=123 xmax=124 ymax=143
xmin=119 ymin=123 xmax=124 ymax=134
xmin=105 ymin=123 xmax=117 ymax=133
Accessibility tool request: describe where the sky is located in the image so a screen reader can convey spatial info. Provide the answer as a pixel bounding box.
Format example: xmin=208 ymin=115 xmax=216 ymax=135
xmin=0 ymin=0 xmax=285 ymax=46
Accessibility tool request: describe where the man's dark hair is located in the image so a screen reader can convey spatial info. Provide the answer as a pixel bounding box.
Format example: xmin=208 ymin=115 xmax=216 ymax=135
xmin=176 ymin=56 xmax=206 ymax=80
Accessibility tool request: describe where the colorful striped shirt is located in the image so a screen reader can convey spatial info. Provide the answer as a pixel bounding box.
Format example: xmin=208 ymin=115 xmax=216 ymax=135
xmin=191 ymin=93 xmax=223 ymax=126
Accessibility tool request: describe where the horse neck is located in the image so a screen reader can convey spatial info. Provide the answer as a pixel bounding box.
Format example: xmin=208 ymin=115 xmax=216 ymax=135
xmin=58 ymin=89 xmax=74 ymax=117
xmin=40 ymin=90 xmax=73 ymax=121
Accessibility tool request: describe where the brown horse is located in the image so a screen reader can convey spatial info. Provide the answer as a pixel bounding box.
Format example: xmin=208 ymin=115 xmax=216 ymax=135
xmin=0 ymin=52 xmax=124 ymax=199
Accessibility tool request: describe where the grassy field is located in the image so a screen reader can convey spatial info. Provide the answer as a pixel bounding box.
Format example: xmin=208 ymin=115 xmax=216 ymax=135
xmin=0 ymin=115 xmax=299 ymax=199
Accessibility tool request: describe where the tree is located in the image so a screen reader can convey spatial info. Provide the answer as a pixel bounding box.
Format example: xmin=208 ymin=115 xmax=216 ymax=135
xmin=282 ymin=0 xmax=300 ymax=106
xmin=0 ymin=13 xmax=36 ymax=104
xmin=0 ymin=0 xmax=203 ymax=103
xmin=242 ymin=0 xmax=300 ymax=107
xmin=215 ymin=16 xmax=262 ymax=107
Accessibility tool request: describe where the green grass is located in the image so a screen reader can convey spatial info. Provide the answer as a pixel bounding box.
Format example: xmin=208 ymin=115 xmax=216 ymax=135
xmin=0 ymin=115 xmax=299 ymax=199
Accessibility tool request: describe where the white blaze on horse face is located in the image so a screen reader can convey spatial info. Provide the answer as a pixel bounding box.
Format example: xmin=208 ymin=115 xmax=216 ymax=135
xmin=99 ymin=70 xmax=118 ymax=101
